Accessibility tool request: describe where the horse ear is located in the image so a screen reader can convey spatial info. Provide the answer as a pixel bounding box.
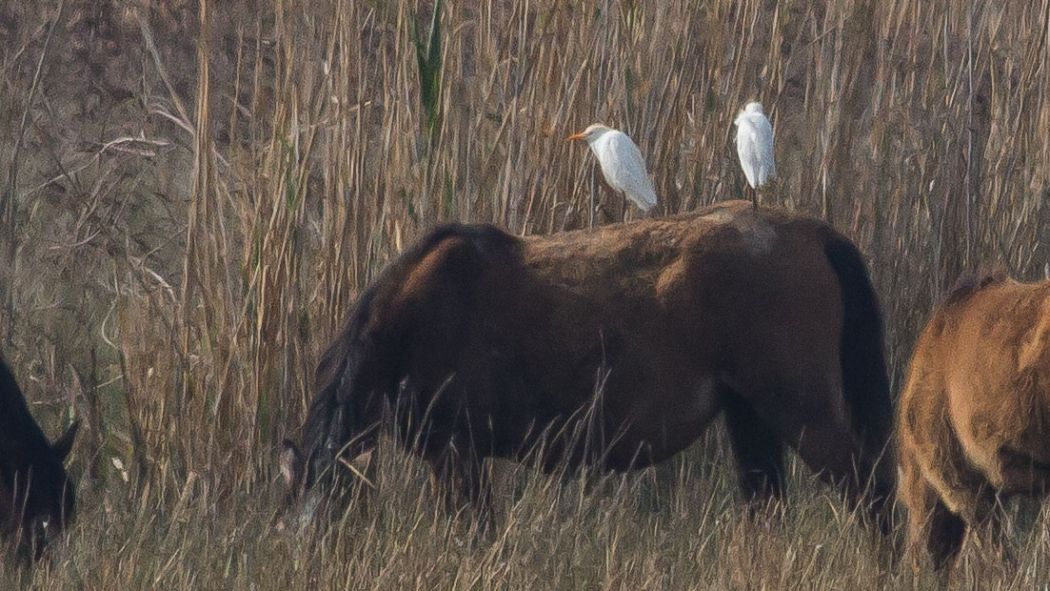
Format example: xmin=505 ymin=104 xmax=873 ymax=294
xmin=52 ymin=420 xmax=80 ymax=462
xmin=279 ymin=440 xmax=303 ymax=489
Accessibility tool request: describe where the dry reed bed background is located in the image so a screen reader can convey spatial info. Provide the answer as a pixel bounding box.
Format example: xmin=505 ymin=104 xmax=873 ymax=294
xmin=2 ymin=0 xmax=1050 ymax=588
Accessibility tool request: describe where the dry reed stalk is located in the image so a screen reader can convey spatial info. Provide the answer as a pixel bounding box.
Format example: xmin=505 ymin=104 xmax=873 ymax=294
xmin=0 ymin=0 xmax=1049 ymax=587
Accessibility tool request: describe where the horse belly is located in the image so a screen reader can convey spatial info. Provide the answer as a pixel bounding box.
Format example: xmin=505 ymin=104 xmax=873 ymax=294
xmin=602 ymin=376 xmax=722 ymax=470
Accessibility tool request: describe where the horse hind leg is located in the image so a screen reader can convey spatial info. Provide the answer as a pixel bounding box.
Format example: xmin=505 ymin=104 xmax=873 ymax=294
xmin=925 ymin=498 xmax=968 ymax=571
xmin=900 ymin=442 xmax=967 ymax=571
xmin=722 ymin=389 xmax=785 ymax=507
xmin=751 ymin=384 xmax=890 ymax=529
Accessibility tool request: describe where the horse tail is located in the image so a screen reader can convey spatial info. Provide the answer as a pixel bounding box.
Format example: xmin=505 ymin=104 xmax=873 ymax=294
xmin=823 ymin=235 xmax=893 ymax=461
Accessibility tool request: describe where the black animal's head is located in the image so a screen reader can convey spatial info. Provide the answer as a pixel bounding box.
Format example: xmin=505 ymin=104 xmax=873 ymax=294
xmin=2 ymin=421 xmax=79 ymax=559
xmin=277 ymin=224 xmax=517 ymax=523
xmin=279 ymin=286 xmax=391 ymax=523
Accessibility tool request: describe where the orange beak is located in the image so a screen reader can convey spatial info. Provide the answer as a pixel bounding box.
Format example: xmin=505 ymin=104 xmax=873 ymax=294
xmin=567 ymin=131 xmax=587 ymax=142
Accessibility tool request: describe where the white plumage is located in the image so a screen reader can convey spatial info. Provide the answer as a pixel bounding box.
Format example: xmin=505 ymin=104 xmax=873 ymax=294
xmin=734 ymin=102 xmax=776 ymax=189
xmin=568 ymin=124 xmax=658 ymax=212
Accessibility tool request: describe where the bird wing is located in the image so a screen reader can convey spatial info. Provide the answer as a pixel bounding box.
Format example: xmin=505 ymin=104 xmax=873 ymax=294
xmin=755 ymin=114 xmax=775 ymax=184
xmin=735 ymin=123 xmax=761 ymax=189
xmin=601 ymin=130 xmax=658 ymax=211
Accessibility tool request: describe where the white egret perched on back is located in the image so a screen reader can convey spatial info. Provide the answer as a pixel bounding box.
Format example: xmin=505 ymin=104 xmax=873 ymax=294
xmin=568 ymin=124 xmax=658 ymax=213
xmin=734 ymin=102 xmax=776 ymax=209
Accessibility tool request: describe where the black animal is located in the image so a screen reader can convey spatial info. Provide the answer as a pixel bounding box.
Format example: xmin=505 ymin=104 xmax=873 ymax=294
xmin=281 ymin=201 xmax=894 ymax=528
xmin=0 ymin=353 xmax=78 ymax=558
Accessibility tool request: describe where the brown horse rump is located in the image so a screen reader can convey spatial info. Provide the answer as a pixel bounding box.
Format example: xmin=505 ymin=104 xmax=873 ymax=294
xmin=900 ymin=274 xmax=1050 ymax=569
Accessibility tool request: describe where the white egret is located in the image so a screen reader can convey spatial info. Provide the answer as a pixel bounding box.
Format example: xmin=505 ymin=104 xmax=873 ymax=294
xmin=568 ymin=124 xmax=658 ymax=213
xmin=733 ymin=102 xmax=776 ymax=209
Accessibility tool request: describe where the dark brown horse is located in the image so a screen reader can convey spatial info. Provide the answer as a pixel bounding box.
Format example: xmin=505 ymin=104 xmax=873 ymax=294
xmin=281 ymin=200 xmax=894 ymax=526
xmin=0 ymin=352 xmax=78 ymax=559
xmin=899 ymin=273 xmax=1050 ymax=569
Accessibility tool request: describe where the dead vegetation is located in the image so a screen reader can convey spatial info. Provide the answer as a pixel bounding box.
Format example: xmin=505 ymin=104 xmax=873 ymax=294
xmin=2 ymin=0 xmax=1050 ymax=588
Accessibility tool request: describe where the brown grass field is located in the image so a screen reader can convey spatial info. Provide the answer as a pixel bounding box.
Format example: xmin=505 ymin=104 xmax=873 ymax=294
xmin=2 ymin=0 xmax=1050 ymax=588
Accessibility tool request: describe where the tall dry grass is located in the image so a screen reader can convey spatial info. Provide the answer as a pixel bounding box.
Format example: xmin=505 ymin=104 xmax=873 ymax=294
xmin=1 ymin=0 xmax=1050 ymax=588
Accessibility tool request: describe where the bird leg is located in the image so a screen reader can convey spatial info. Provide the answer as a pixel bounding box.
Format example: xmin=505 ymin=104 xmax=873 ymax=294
xmin=588 ymin=175 xmax=598 ymax=229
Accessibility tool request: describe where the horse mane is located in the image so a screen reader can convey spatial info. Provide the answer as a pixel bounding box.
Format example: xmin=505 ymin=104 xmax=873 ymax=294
xmin=944 ymin=269 xmax=1007 ymax=306
xmin=303 ymin=222 xmax=521 ymax=451
xmin=408 ymin=222 xmax=520 ymax=262
xmin=313 ymin=222 xmax=519 ymax=392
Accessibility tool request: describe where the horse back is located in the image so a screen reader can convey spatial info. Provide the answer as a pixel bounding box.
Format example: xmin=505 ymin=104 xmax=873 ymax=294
xmin=503 ymin=203 xmax=855 ymax=462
